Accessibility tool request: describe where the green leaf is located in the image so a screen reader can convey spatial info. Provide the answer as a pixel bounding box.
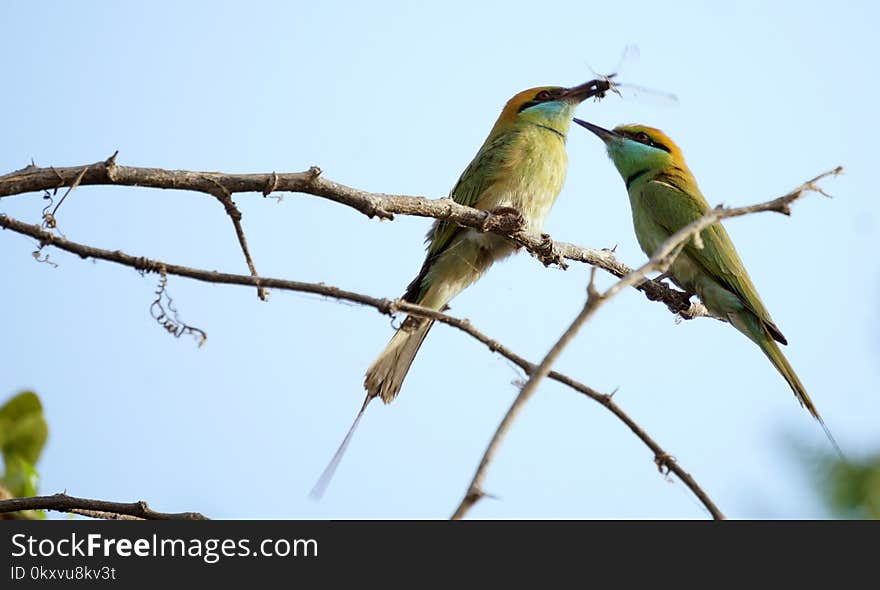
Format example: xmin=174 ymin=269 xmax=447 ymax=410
xmin=1 ymin=454 xmax=41 ymax=498
xmin=0 ymin=391 xmax=48 ymax=465
xmin=0 ymin=479 xmax=45 ymax=520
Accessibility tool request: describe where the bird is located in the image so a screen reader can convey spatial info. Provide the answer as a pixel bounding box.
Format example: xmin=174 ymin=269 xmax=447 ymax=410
xmin=572 ymin=118 xmax=841 ymax=455
xmin=310 ymin=80 xmax=612 ymax=498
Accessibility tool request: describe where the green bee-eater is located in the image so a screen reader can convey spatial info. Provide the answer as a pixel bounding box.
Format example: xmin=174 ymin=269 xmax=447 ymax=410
xmin=573 ymin=119 xmax=839 ymax=450
xmin=311 ymin=81 xmax=610 ymax=497
xmin=367 ymin=82 xmax=607 ymax=402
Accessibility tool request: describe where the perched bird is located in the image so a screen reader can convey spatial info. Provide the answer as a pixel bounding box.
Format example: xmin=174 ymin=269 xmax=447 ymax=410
xmin=573 ymin=119 xmax=840 ymax=453
xmin=311 ymin=80 xmax=611 ymax=498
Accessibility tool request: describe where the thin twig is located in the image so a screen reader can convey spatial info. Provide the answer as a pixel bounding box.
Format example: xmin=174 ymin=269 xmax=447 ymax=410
xmin=451 ymin=269 xmax=613 ymax=519
xmin=0 ymin=211 xmax=721 ymax=517
xmin=606 ymin=167 xmax=843 ymax=302
xmin=42 ymin=165 xmax=88 ymax=229
xmin=0 ymin=493 xmax=208 ymax=520
xmin=204 ymin=174 xmax=268 ymax=301
xmin=0 ymin=159 xmax=710 ymax=320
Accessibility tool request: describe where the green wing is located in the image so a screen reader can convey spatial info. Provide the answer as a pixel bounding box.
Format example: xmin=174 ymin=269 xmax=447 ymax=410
xmin=641 ymin=177 xmax=785 ymax=343
xmin=403 ymin=132 xmax=512 ymax=302
xmin=427 ymin=132 xmax=512 ymax=257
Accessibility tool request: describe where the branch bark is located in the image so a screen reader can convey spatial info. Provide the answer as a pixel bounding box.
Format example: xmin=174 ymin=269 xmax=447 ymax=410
xmin=0 ymin=158 xmax=710 ymax=320
xmin=0 ymin=493 xmax=208 ymax=520
xmin=0 ymin=211 xmax=722 ymax=518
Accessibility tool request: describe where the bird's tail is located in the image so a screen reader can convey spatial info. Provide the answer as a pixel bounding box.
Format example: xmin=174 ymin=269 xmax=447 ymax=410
xmin=364 ymin=316 xmax=434 ymax=404
xmin=311 ymin=256 xmax=454 ymax=499
xmin=310 ymin=316 xmax=433 ymax=500
xmin=731 ymin=310 xmax=843 ymax=458
xmin=756 ymin=330 xmax=817 ymax=417
xmin=309 ymin=396 xmax=370 ymax=500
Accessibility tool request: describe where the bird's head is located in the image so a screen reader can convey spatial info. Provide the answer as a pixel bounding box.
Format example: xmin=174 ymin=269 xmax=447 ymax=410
xmin=491 ymin=81 xmax=608 ymax=138
xmin=573 ymin=119 xmax=686 ymax=183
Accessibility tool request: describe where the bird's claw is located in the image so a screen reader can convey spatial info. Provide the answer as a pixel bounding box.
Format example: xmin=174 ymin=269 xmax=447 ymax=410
xmin=536 ymin=233 xmax=567 ymax=269
xmin=652 ymin=271 xmax=673 ymax=286
xmin=482 ymin=206 xmax=526 ymax=233
xmin=654 ymin=452 xmax=674 ymax=475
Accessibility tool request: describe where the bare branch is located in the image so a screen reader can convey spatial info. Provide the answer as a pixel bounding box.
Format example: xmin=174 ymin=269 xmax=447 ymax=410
xmin=606 ymin=167 xmax=843 ymax=303
xmin=0 ymin=158 xmax=710 ymax=320
xmin=0 ymin=211 xmax=721 ymax=518
xmin=0 ymin=493 xmax=208 ymax=520
xmin=451 ymin=268 xmax=672 ymax=519
xmin=451 ymin=269 xmax=612 ymax=520
xmin=451 ymin=167 xmax=841 ymax=520
xmin=204 ymin=173 xmax=268 ymax=301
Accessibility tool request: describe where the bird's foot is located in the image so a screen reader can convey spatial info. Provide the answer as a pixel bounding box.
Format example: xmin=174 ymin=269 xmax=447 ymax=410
xmin=482 ymin=206 xmax=526 ymax=233
xmin=654 ymin=452 xmax=675 ymax=476
xmin=400 ymin=315 xmax=428 ymax=332
xmin=535 ymin=233 xmax=568 ymax=269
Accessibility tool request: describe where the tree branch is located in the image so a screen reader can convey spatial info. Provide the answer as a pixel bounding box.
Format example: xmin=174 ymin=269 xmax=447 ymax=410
xmin=0 ymin=158 xmax=710 ymax=320
xmin=451 ymin=269 xmax=622 ymax=519
xmin=0 ymin=211 xmax=722 ymax=518
xmin=0 ymin=493 xmax=208 ymax=520
xmin=451 ymin=167 xmax=841 ymax=520
xmin=603 ymin=167 xmax=843 ymax=302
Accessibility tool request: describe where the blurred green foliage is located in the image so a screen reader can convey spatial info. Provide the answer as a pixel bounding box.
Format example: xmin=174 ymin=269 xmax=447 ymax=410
xmin=821 ymin=453 xmax=880 ymax=519
xmin=0 ymin=390 xmax=48 ymax=519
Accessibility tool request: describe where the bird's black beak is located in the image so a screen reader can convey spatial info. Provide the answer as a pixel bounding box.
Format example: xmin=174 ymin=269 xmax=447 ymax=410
xmin=573 ymin=118 xmax=618 ymax=143
xmin=560 ymin=78 xmax=613 ymax=103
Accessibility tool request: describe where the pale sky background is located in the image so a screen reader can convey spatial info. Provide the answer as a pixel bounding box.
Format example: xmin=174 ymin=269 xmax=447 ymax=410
xmin=1 ymin=1 xmax=877 ymax=519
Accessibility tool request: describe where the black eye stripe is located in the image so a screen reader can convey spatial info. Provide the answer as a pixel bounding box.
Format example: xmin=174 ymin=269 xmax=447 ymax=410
xmin=517 ymin=99 xmax=542 ymax=113
xmin=517 ymin=90 xmax=562 ymax=113
xmin=626 ymin=131 xmax=671 ymax=153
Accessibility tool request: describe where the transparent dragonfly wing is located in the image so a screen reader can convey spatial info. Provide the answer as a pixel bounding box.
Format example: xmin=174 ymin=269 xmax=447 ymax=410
xmin=614 ymin=82 xmax=679 ymax=106
xmin=585 ymin=44 xmax=679 ymax=106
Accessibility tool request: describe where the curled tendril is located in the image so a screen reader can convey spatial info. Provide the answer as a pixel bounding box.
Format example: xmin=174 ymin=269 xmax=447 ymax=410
xmin=150 ymin=270 xmax=207 ymax=347
xmin=41 ymin=189 xmax=58 ymax=229
xmin=31 ymin=249 xmax=58 ymax=268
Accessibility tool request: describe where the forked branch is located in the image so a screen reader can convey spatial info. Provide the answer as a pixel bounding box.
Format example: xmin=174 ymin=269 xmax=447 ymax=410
xmin=0 ymin=211 xmax=721 ymax=518
xmin=450 ymin=167 xmax=842 ymax=520
xmin=0 ymin=158 xmax=709 ymax=319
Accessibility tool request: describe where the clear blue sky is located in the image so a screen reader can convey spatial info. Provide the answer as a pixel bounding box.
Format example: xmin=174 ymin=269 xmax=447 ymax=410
xmin=1 ymin=1 xmax=877 ymax=518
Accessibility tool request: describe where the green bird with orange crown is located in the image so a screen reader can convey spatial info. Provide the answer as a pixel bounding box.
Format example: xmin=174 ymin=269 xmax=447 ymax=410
xmin=311 ymin=80 xmax=611 ymax=497
xmin=574 ymin=119 xmax=840 ymax=454
xmin=366 ymin=82 xmax=609 ymax=402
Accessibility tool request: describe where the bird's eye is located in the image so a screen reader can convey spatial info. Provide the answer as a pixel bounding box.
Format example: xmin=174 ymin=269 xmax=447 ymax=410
xmin=536 ymin=90 xmax=552 ymax=101
xmin=636 ymin=132 xmax=651 ymax=144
